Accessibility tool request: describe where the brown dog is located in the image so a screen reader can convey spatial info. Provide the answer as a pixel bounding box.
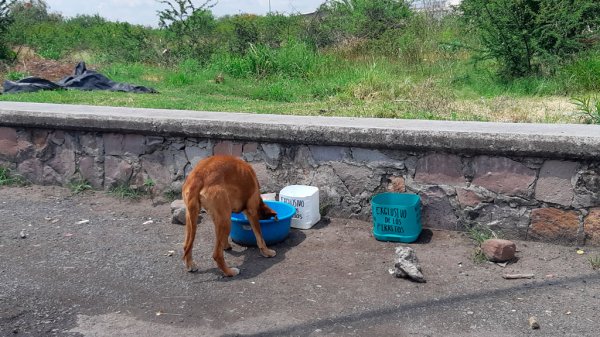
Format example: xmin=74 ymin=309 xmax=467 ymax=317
xmin=181 ymin=155 xmax=278 ymax=276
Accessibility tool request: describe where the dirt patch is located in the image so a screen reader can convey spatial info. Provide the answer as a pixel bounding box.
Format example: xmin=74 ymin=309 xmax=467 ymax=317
xmin=1 ymin=185 xmax=600 ymax=336
xmin=3 ymin=46 xmax=76 ymax=82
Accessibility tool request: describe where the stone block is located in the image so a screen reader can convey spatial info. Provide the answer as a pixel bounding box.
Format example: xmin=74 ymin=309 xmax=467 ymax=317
xmin=123 ymin=134 xmax=145 ymax=155
xmin=104 ymin=156 xmax=133 ymax=188
xmin=104 ymin=133 xmax=124 ymax=155
xmin=584 ymin=208 xmax=600 ymax=245
xmin=31 ymin=130 xmax=49 ymax=149
xmin=351 ymin=148 xmax=401 ymax=168
xmin=17 ymin=158 xmax=43 ymax=184
xmin=145 ymin=136 xmax=165 ymax=154
xmin=331 ymin=162 xmax=375 ymax=195
xmin=0 ymin=127 xmax=18 ymax=160
xmin=242 ymin=142 xmax=260 ymax=161
xmin=420 ymin=186 xmax=458 ymax=230
xmin=309 ymin=146 xmax=348 ymax=163
xmin=415 ymin=153 xmax=465 ymax=186
xmin=42 ymin=165 xmax=62 ymax=185
xmin=574 ymin=167 xmax=600 ymax=208
xmin=80 ymin=133 xmax=104 ymax=156
xmin=213 ymin=140 xmax=243 ymax=157
xmin=261 ymin=143 xmax=281 ymax=168
xmin=141 ymin=152 xmax=171 ymax=189
xmin=185 ymin=144 xmax=211 ymax=168
xmin=529 ymin=208 xmax=579 ymax=244
xmin=79 ymin=156 xmax=104 ymax=189
xmin=351 ymin=148 xmax=389 ymax=162
xmin=481 ymin=239 xmax=516 ymax=262
xmin=251 ymin=162 xmax=278 ymax=193
xmin=472 ymin=156 xmax=536 ymax=196
xmin=535 ymin=160 xmax=577 ymax=206
xmin=49 ymin=130 xmax=65 ymax=145
xmin=293 ymin=146 xmax=316 ymax=168
xmin=47 ymin=146 xmax=76 ymax=178
xmin=468 ymin=204 xmax=530 ymax=239
xmin=456 ymin=188 xmax=485 ymax=207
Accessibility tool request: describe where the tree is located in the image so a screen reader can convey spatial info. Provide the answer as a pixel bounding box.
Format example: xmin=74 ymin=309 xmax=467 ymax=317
xmin=157 ymin=0 xmax=217 ymax=61
xmin=5 ymin=0 xmax=62 ymax=47
xmin=0 ymin=0 xmax=16 ymax=60
xmin=461 ymin=0 xmax=600 ymax=78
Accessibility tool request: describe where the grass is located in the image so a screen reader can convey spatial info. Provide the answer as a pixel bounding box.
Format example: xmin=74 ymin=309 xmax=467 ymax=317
xmin=0 ymin=167 xmax=27 ymax=186
xmin=163 ymin=189 xmax=181 ymax=202
xmin=590 ymin=255 xmax=600 ymax=270
xmin=68 ymin=179 xmax=92 ymax=194
xmin=0 ymin=57 xmax=584 ymax=123
xmin=466 ymin=224 xmax=498 ymax=245
xmin=108 ymin=179 xmax=155 ymax=200
xmin=108 ymin=184 xmax=147 ymax=200
xmin=466 ymin=224 xmax=499 ymax=263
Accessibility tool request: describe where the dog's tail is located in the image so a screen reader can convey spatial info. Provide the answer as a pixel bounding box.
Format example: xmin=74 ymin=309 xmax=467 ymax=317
xmin=183 ymin=169 xmax=203 ymax=203
xmin=182 ymin=172 xmax=203 ymax=269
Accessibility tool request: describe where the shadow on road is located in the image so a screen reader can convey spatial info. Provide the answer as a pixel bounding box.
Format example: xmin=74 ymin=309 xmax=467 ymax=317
xmin=225 ymin=272 xmax=600 ymax=336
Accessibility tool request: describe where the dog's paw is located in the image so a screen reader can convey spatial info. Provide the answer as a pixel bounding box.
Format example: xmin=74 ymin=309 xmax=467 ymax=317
xmin=224 ymin=267 xmax=240 ymax=277
xmin=186 ymin=262 xmax=199 ymax=273
xmin=260 ymin=248 xmax=276 ymax=258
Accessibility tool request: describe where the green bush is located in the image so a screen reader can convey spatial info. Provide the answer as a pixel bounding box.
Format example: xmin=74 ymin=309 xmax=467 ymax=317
xmin=211 ymin=39 xmax=330 ymax=79
xmin=461 ymin=0 xmax=600 ymax=78
xmin=562 ymin=52 xmax=600 ymax=92
xmin=572 ymin=95 xmax=600 ymax=124
xmin=0 ymin=0 xmax=15 ymax=60
xmin=307 ymin=0 xmax=411 ymax=47
xmin=158 ymin=0 xmax=218 ymax=63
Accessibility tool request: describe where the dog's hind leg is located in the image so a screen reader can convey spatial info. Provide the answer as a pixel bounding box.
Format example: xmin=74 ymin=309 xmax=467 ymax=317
xmin=204 ymin=188 xmax=239 ymax=277
xmin=182 ymin=180 xmax=201 ymax=272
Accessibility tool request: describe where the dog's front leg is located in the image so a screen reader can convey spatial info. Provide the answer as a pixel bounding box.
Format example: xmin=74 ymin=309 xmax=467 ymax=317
xmin=210 ymin=211 xmax=240 ymax=277
xmin=245 ymin=211 xmax=276 ymax=258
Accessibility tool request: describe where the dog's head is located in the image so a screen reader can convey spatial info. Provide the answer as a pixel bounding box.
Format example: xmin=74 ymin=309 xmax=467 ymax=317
xmin=258 ymin=200 xmax=278 ymax=221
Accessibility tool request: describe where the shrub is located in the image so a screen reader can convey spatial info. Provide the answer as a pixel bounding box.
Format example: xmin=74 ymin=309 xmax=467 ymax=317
xmin=572 ymin=95 xmax=600 ymax=124
xmin=461 ymin=0 xmax=600 ymax=78
xmin=211 ymin=39 xmax=330 ymax=79
xmin=561 ymin=52 xmax=600 ymax=92
xmin=158 ymin=0 xmax=218 ymax=63
xmin=0 ymin=0 xmax=16 ymax=60
xmin=306 ymin=0 xmax=411 ymax=48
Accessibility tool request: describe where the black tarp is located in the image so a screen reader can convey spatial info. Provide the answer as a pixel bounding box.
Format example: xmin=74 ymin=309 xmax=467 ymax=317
xmin=2 ymin=62 xmax=157 ymax=94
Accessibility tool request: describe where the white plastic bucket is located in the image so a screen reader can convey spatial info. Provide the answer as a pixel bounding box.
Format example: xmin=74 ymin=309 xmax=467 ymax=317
xmin=279 ymin=185 xmax=320 ymax=229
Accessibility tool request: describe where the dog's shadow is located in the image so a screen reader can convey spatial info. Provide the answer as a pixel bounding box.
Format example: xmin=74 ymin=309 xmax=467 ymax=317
xmin=213 ymin=228 xmax=308 ymax=281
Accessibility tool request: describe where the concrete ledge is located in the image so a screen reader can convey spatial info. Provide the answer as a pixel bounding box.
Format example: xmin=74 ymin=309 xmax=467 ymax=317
xmin=1 ymin=102 xmax=599 ymax=159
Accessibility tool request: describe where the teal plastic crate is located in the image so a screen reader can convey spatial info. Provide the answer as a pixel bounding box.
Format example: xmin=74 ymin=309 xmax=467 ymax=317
xmin=371 ymin=192 xmax=422 ymax=243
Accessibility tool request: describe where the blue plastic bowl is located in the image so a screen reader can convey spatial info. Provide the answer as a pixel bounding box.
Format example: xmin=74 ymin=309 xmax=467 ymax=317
xmin=371 ymin=192 xmax=422 ymax=243
xmin=230 ymin=201 xmax=296 ymax=246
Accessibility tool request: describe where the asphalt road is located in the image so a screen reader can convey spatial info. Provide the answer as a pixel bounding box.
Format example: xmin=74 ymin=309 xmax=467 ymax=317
xmin=1 ymin=186 xmax=599 ymax=336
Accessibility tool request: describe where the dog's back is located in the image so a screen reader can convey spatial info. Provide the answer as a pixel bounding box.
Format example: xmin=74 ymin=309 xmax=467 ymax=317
xmin=184 ymin=155 xmax=260 ymax=212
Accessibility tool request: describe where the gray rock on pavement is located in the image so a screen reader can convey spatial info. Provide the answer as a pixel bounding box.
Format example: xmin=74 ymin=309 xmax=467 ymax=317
xmin=481 ymin=239 xmax=516 ymax=262
xmin=171 ymin=199 xmax=202 ymax=225
xmin=170 ymin=199 xmax=185 ymax=212
xmin=393 ymin=246 xmax=426 ymax=283
xmin=172 ymin=207 xmax=187 ymax=225
xmin=528 ymin=316 xmax=540 ymax=329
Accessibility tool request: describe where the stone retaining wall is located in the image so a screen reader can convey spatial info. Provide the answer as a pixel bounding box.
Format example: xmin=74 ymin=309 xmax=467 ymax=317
xmin=1 ymin=102 xmax=599 ymax=245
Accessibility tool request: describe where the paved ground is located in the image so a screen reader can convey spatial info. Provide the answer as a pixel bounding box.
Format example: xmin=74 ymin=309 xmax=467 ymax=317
xmin=1 ymin=185 xmax=600 ymax=337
